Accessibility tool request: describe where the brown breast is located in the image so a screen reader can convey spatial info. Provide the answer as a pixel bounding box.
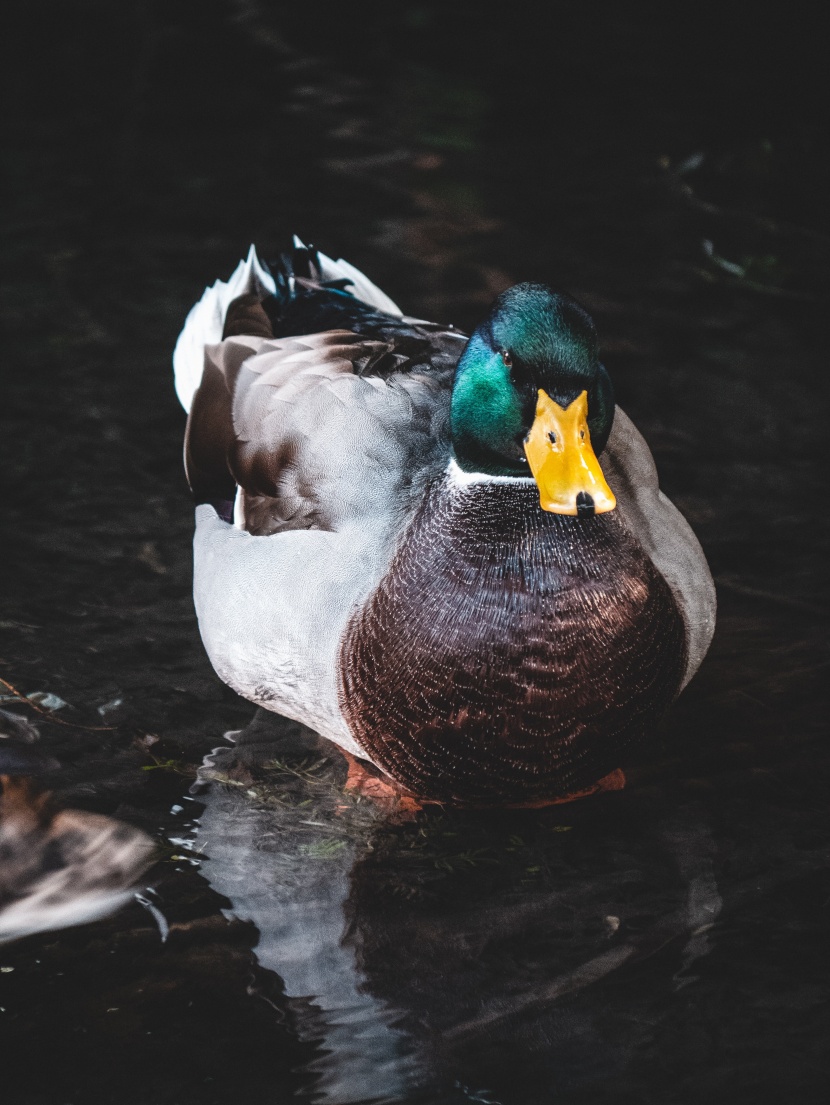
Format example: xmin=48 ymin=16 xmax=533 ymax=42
xmin=339 ymin=475 xmax=687 ymax=805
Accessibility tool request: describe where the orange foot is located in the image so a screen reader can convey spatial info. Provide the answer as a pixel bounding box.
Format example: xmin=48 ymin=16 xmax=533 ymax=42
xmin=340 ymin=752 xmax=625 ymax=815
xmin=504 ymin=768 xmax=626 ymax=809
xmin=341 ymin=751 xmax=424 ymax=818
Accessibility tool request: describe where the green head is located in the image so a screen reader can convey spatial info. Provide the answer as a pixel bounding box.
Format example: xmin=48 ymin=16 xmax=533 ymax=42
xmin=450 ymin=283 xmax=615 ymax=484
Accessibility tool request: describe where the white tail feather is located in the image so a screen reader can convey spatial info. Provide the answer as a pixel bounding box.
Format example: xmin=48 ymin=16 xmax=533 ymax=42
xmin=318 ymin=254 xmax=403 ymax=317
xmin=173 ymin=245 xmax=276 ymax=413
xmin=173 ymin=241 xmax=403 ymax=413
xmin=293 ymin=235 xmax=403 ymax=317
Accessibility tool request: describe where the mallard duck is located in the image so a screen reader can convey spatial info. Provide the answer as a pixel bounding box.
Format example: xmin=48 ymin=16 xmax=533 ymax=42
xmin=0 ymin=728 xmax=153 ymax=944
xmin=174 ymin=241 xmax=715 ymax=806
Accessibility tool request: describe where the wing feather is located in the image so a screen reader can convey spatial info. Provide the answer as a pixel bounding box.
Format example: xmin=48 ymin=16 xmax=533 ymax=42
xmin=185 ymin=328 xmax=454 ymax=537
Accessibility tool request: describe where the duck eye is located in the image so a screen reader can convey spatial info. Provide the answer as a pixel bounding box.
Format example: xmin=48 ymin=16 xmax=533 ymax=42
xmin=501 ymin=350 xmax=512 ymax=368
xmin=548 ymin=431 xmax=557 ymax=444
xmin=580 ymin=429 xmax=585 ymax=440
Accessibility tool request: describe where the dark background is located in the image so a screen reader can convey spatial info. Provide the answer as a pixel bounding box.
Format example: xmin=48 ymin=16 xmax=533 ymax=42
xmin=1 ymin=3 xmax=829 ymax=1103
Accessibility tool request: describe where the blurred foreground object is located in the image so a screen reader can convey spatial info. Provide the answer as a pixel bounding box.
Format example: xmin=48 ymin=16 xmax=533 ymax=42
xmin=0 ymin=715 xmax=154 ymax=945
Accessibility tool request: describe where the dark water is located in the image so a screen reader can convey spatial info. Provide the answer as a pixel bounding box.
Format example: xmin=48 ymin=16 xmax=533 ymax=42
xmin=2 ymin=2 xmax=829 ymax=1102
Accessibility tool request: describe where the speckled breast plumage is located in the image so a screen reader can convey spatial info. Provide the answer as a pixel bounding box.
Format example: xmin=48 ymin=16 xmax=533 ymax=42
xmin=339 ymin=476 xmax=687 ymax=805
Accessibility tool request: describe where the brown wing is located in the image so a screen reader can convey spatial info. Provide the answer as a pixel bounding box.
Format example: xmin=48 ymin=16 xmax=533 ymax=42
xmin=185 ymin=329 xmax=391 ymax=518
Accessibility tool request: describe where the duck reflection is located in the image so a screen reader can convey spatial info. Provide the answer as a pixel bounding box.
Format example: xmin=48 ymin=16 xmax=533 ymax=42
xmin=196 ymin=711 xmax=721 ymax=1104
xmin=197 ymin=713 xmax=420 ymax=1103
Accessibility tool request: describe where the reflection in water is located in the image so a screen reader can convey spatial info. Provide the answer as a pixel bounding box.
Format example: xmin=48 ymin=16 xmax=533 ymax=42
xmin=196 ymin=711 xmax=725 ymax=1103
xmin=197 ymin=714 xmax=421 ymax=1103
xmin=666 ymin=816 xmax=723 ymax=991
xmin=1 ymin=2 xmax=827 ymax=1101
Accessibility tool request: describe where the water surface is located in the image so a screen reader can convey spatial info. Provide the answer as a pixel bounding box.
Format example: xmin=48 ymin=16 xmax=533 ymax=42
xmin=1 ymin=3 xmax=828 ymax=1103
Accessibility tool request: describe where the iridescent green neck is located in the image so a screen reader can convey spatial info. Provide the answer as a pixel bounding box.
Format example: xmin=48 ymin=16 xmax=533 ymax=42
xmin=450 ymin=333 xmax=528 ymax=475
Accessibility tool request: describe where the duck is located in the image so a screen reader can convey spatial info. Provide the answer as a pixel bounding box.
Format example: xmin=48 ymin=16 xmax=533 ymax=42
xmin=1 ymin=715 xmax=153 ymax=944
xmin=173 ymin=240 xmax=715 ymax=807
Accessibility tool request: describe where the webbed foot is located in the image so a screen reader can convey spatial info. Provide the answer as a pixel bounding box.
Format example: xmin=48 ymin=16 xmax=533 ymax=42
xmin=340 ymin=751 xmax=423 ymax=818
xmin=504 ymin=768 xmax=627 ymax=809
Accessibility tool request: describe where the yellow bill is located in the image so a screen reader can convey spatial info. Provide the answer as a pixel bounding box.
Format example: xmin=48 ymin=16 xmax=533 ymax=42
xmin=523 ymin=389 xmax=616 ymax=515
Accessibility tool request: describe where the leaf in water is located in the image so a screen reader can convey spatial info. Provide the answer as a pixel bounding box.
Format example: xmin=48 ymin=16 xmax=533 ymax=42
xmin=133 ymin=734 xmax=160 ymax=751
xmin=97 ymin=697 xmax=125 ymax=720
xmin=140 ymin=758 xmax=194 ymax=777
xmin=298 ymin=838 xmax=347 ymax=859
xmin=136 ymin=542 xmax=167 ymax=575
xmin=26 ymin=692 xmax=69 ymax=711
xmin=0 ymin=709 xmax=39 ymax=743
